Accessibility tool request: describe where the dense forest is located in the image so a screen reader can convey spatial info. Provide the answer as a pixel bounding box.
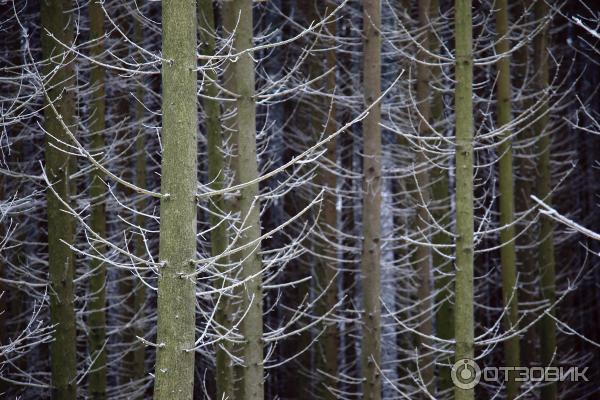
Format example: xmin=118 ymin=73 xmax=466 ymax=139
xmin=0 ymin=0 xmax=598 ymax=399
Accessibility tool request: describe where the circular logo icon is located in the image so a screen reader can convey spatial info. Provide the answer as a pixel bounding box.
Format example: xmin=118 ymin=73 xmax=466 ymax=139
xmin=451 ymin=358 xmax=481 ymax=390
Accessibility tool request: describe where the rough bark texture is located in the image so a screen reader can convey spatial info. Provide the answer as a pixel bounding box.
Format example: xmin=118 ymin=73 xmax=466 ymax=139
xmin=153 ymin=0 xmax=198 ymax=398
xmin=41 ymin=0 xmax=78 ymax=398
xmin=453 ymin=1 xmax=475 ymax=400
xmin=88 ymin=1 xmax=107 ymax=397
xmin=495 ymin=1 xmax=520 ymax=398
xmin=199 ymin=0 xmax=234 ymax=397
xmin=534 ymin=1 xmax=557 ymax=399
xmin=232 ymin=1 xmax=264 ymax=399
xmin=361 ymin=1 xmax=382 ymax=399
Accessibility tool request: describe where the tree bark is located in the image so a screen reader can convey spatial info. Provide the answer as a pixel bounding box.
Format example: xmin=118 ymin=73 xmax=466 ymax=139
xmin=361 ymin=1 xmax=382 ymax=399
xmin=495 ymin=1 xmax=520 ymax=398
xmin=153 ymin=0 xmax=198 ymax=398
xmin=309 ymin=2 xmax=339 ymax=398
xmin=429 ymin=0 xmax=454 ymax=393
xmin=534 ymin=1 xmax=557 ymax=399
xmin=514 ymin=0 xmax=537 ymax=370
xmin=199 ymin=0 xmax=235 ymax=397
xmin=88 ymin=0 xmax=107 ymax=398
xmin=41 ymin=0 xmax=77 ymax=397
xmin=453 ymin=1 xmax=475 ymax=400
xmin=221 ymin=1 xmax=246 ymax=395
xmin=232 ymin=1 xmax=264 ymax=398
xmin=415 ymin=0 xmax=434 ymax=393
xmin=132 ymin=0 xmax=147 ymax=385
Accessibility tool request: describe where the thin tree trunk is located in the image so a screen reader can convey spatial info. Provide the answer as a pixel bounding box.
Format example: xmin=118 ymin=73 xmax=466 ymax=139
xmin=198 ymin=0 xmax=235 ymax=397
xmin=41 ymin=0 xmax=77 ymax=397
xmin=0 ymin=167 xmax=5 ymax=397
xmin=340 ymin=24 xmax=358 ymax=383
xmin=290 ymin=2 xmax=318 ymax=395
xmin=514 ymin=0 xmax=537 ymax=370
xmin=110 ymin=15 xmax=138 ymax=388
xmin=132 ymin=0 xmax=147 ymax=385
xmin=534 ymin=1 xmax=557 ymax=399
xmin=232 ymin=1 xmax=264 ymax=398
xmin=361 ymin=0 xmax=382 ymax=399
xmin=221 ymin=1 xmax=246 ymax=395
xmin=153 ymin=0 xmax=198 ymax=398
xmin=392 ymin=1 xmax=413 ymax=386
xmin=415 ymin=0 xmax=434 ymax=393
xmin=430 ymin=0 xmax=454 ymax=394
xmin=453 ymin=0 xmax=475 ymax=400
xmin=495 ymin=1 xmax=520 ymax=398
xmin=315 ymin=3 xmax=339 ymax=397
xmin=88 ymin=1 xmax=107 ymax=397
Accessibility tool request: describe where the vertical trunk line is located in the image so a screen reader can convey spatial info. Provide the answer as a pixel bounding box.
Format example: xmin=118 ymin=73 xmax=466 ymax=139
xmin=415 ymin=0 xmax=434 ymax=394
xmin=361 ymin=0 xmax=382 ymax=399
xmin=453 ymin=0 xmax=475 ymax=399
xmin=231 ymin=1 xmax=264 ymax=398
xmin=88 ymin=0 xmax=107 ymax=397
xmin=534 ymin=1 xmax=557 ymax=399
xmin=199 ymin=0 xmax=235 ymax=397
xmin=153 ymin=0 xmax=198 ymax=397
xmin=42 ymin=0 xmax=78 ymax=397
xmin=495 ymin=0 xmax=521 ymax=398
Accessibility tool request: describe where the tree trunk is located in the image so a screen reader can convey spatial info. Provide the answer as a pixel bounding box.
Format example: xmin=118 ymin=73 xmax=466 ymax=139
xmin=430 ymin=0 xmax=454 ymax=393
xmin=495 ymin=1 xmax=520 ymax=398
xmin=514 ymin=0 xmax=537 ymax=370
xmin=199 ymin=0 xmax=235 ymax=397
xmin=133 ymin=0 xmax=147 ymax=386
xmin=221 ymin=1 xmax=246 ymax=395
xmin=415 ymin=0 xmax=434 ymax=393
xmin=534 ymin=1 xmax=557 ymax=399
xmin=232 ymin=1 xmax=264 ymax=398
xmin=41 ymin=0 xmax=77 ymax=397
xmin=453 ymin=1 xmax=475 ymax=400
xmin=310 ymin=2 xmax=339 ymax=398
xmin=318 ymin=1 xmax=339 ymax=399
xmin=88 ymin=1 xmax=107 ymax=397
xmin=361 ymin=0 xmax=382 ymax=399
xmin=153 ymin=0 xmax=198 ymax=398
xmin=340 ymin=15 xmax=358 ymax=384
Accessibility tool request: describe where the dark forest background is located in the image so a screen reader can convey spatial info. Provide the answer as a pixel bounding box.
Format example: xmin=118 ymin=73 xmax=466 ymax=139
xmin=0 ymin=0 xmax=598 ymax=399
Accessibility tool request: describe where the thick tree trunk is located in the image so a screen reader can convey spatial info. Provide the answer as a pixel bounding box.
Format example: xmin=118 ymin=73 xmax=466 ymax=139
xmin=199 ymin=0 xmax=235 ymax=397
xmin=453 ymin=1 xmax=475 ymax=400
xmin=88 ymin=1 xmax=108 ymax=398
xmin=153 ymin=0 xmax=198 ymax=398
xmin=534 ymin=1 xmax=557 ymax=399
xmin=41 ymin=0 xmax=77 ymax=398
xmin=495 ymin=1 xmax=520 ymax=398
xmin=361 ymin=1 xmax=382 ymax=399
xmin=232 ymin=1 xmax=264 ymax=398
